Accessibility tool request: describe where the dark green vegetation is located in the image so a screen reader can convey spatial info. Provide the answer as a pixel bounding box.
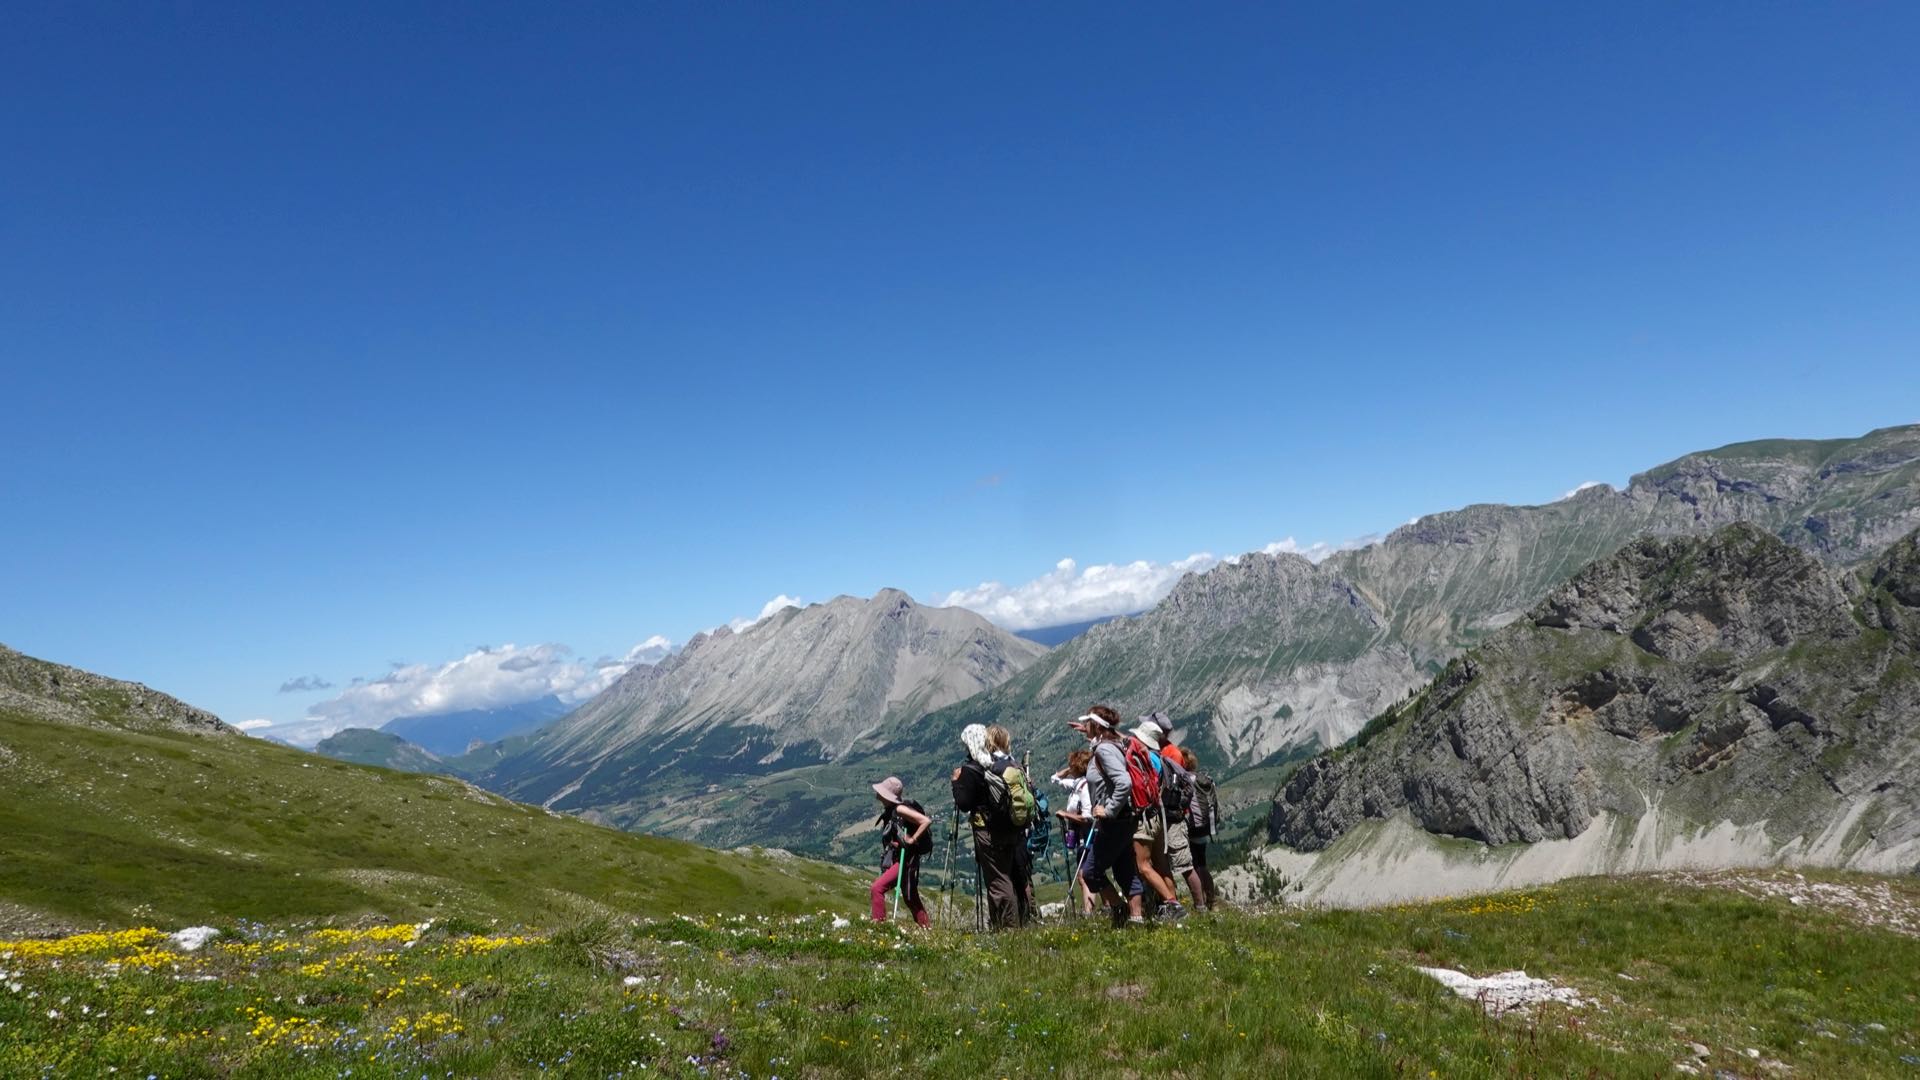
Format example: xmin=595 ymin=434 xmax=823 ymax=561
xmin=0 ymin=646 xmax=856 ymax=930
xmin=5 ymin=873 xmax=1918 ymax=1077
xmin=314 ymin=727 xmax=446 ymax=772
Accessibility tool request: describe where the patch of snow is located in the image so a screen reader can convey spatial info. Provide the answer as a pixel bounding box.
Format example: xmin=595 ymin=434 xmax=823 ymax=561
xmin=1416 ymin=967 xmax=1587 ymax=1016
xmin=168 ymin=927 xmax=220 ymax=952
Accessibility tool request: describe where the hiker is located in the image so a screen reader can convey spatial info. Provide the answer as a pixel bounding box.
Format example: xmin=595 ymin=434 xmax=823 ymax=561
xmin=869 ymin=776 xmax=932 ymax=927
xmin=1181 ymin=748 xmax=1221 ymax=911
xmin=1135 ymin=713 xmax=1206 ymax=913
xmin=1075 ymin=705 xmax=1149 ymax=926
xmin=951 ymin=723 xmax=1033 ymax=929
xmin=1123 ymin=714 xmax=1189 ymax=922
xmin=984 ymin=724 xmax=1036 ymax=923
xmin=1052 ymin=748 xmax=1096 ymax=915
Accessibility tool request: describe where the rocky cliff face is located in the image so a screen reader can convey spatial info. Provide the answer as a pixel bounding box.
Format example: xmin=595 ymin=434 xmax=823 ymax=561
xmin=1256 ymin=525 xmax=1920 ymax=904
xmin=909 ymin=426 xmax=1920 ymax=771
xmin=475 ymin=591 xmax=1047 ymax=835
xmin=0 ymin=643 xmax=234 ymax=736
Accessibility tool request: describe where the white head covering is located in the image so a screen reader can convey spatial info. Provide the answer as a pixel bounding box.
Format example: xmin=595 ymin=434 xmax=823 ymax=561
xmin=960 ymin=723 xmax=995 ymax=768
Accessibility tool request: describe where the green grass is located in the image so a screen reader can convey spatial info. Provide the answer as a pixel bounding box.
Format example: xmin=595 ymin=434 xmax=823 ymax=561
xmin=0 ymin=710 xmax=858 ymax=928
xmin=3 ymin=872 xmax=1917 ymax=1077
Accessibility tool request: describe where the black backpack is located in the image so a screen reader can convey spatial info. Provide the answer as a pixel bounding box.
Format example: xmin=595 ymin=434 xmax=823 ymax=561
xmin=1159 ymin=753 xmax=1192 ymax=817
xmin=1186 ymin=771 xmax=1219 ymax=838
xmin=881 ymin=799 xmax=935 ymax=857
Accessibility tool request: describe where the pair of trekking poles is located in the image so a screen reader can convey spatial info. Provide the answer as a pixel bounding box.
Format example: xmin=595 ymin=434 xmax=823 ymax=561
xmin=924 ymin=807 xmax=1085 ymax=929
xmin=920 ymin=807 xmax=989 ymax=932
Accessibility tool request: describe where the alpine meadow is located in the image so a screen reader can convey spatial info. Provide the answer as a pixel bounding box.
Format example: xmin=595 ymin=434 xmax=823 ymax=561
xmin=5 ymin=5 xmax=1920 ymax=1079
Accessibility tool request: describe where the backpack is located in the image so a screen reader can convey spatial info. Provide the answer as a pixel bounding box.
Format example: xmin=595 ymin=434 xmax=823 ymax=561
xmin=1159 ymin=750 xmax=1192 ymax=817
xmin=1186 ymin=772 xmax=1219 ymax=837
xmin=996 ymin=762 xmax=1037 ymax=830
xmin=881 ymin=799 xmax=936 ymax=858
xmin=1121 ymin=737 xmax=1162 ymax=812
xmin=977 ymin=765 xmax=1017 ymax=832
xmin=1025 ymin=790 xmax=1052 ymax=860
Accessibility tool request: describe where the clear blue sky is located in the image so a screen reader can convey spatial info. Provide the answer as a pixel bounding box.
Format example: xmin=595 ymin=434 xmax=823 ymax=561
xmin=4 ymin=3 xmax=1915 ymax=733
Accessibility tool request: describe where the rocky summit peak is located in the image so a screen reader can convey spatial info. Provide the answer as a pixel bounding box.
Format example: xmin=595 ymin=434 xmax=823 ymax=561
xmin=476 ymin=586 xmax=1048 ymax=839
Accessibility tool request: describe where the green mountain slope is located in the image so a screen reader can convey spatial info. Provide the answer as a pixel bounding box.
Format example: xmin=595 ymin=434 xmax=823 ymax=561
xmin=0 ymin=645 xmax=855 ymax=930
xmin=315 ymin=727 xmax=446 ymax=772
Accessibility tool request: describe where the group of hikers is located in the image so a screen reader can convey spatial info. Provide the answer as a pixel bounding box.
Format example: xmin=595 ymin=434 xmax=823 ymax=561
xmin=867 ymin=704 xmax=1221 ymax=929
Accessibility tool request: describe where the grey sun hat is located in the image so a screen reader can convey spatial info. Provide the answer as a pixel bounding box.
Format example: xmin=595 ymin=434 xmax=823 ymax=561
xmin=871 ymin=776 xmax=905 ymax=805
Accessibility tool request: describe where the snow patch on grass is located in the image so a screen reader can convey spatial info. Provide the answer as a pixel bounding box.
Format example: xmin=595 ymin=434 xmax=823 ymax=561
xmin=1417 ymin=967 xmax=1587 ymax=1016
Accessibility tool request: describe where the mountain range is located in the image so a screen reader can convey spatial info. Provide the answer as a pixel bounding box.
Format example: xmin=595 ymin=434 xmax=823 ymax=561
xmin=469 ymin=590 xmax=1047 ymax=843
xmin=907 ymin=425 xmax=1920 ymax=776
xmin=320 ymin=425 xmax=1920 ymax=869
xmin=380 ymin=694 xmax=571 ymax=756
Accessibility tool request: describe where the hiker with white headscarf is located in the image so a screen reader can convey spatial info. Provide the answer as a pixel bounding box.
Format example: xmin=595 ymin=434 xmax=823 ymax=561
xmin=951 ymin=723 xmax=1024 ymax=929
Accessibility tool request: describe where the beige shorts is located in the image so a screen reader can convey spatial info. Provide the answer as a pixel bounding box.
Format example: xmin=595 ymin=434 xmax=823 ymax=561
xmin=1165 ymin=819 xmax=1193 ymax=874
xmin=1132 ymin=809 xmax=1164 ymax=847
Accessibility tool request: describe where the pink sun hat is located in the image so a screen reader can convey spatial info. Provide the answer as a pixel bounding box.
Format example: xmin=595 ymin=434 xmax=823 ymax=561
xmin=871 ymin=776 xmax=905 ymax=805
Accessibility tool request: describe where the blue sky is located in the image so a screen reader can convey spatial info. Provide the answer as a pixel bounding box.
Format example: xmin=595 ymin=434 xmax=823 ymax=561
xmin=3 ymin=3 xmax=1915 ymax=740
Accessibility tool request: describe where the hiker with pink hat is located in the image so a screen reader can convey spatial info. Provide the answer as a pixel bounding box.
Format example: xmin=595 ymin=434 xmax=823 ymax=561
xmin=869 ymin=776 xmax=932 ymax=926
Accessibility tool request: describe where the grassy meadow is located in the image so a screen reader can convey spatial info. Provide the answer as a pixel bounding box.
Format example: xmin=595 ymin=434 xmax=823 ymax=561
xmin=4 ymin=871 xmax=1917 ymax=1078
xmin=0 ymin=710 xmax=857 ymax=929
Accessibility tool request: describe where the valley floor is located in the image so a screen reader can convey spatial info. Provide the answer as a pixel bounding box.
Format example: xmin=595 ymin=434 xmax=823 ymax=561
xmin=2 ymin=871 xmax=1916 ymax=1078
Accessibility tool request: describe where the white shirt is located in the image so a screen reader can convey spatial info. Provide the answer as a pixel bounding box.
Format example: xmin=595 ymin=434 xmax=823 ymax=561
xmin=1053 ymin=773 xmax=1090 ymax=816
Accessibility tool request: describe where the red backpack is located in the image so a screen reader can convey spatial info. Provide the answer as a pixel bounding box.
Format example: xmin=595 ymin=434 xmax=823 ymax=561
xmin=1121 ymin=737 xmax=1162 ymax=812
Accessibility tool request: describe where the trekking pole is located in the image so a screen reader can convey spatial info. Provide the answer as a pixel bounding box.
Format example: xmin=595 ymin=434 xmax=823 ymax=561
xmin=974 ymin=864 xmax=984 ymax=933
xmin=891 ymin=846 xmax=905 ymax=923
xmin=941 ymin=809 xmax=960 ymax=927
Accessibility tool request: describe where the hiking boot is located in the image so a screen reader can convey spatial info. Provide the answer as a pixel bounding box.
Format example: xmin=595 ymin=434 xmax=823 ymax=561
xmin=1159 ymin=901 xmax=1189 ymax=923
xmin=1125 ymin=916 xmax=1147 ymax=928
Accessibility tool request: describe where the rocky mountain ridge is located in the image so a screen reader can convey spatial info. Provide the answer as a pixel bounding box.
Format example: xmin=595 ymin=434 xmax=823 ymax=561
xmin=0 ymin=643 xmax=235 ymax=737
xmin=1254 ymin=523 xmax=1920 ymax=904
xmin=471 ymin=590 xmax=1048 ymax=836
xmin=903 ymin=425 xmax=1920 ymax=774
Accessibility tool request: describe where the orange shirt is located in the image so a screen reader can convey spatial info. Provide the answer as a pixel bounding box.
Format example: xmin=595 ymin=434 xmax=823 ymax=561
xmin=1161 ymin=743 xmax=1186 ymax=769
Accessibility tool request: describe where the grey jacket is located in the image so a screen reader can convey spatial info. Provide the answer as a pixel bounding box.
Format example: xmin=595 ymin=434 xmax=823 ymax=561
xmin=1086 ymin=739 xmax=1133 ymax=818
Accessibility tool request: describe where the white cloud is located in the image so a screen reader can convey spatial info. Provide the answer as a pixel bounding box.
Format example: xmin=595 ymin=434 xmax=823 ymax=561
xmin=940 ymin=553 xmax=1215 ymax=632
xmin=280 ymin=638 xmax=671 ymax=748
xmin=235 ymin=718 xmax=274 ymax=731
xmin=1558 ymin=480 xmax=1606 ymax=501
xmin=1255 ymin=534 xmax=1380 ymax=562
xmin=727 ymin=595 xmax=803 ymax=633
xmin=948 ymin=534 xmax=1384 ymax=631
